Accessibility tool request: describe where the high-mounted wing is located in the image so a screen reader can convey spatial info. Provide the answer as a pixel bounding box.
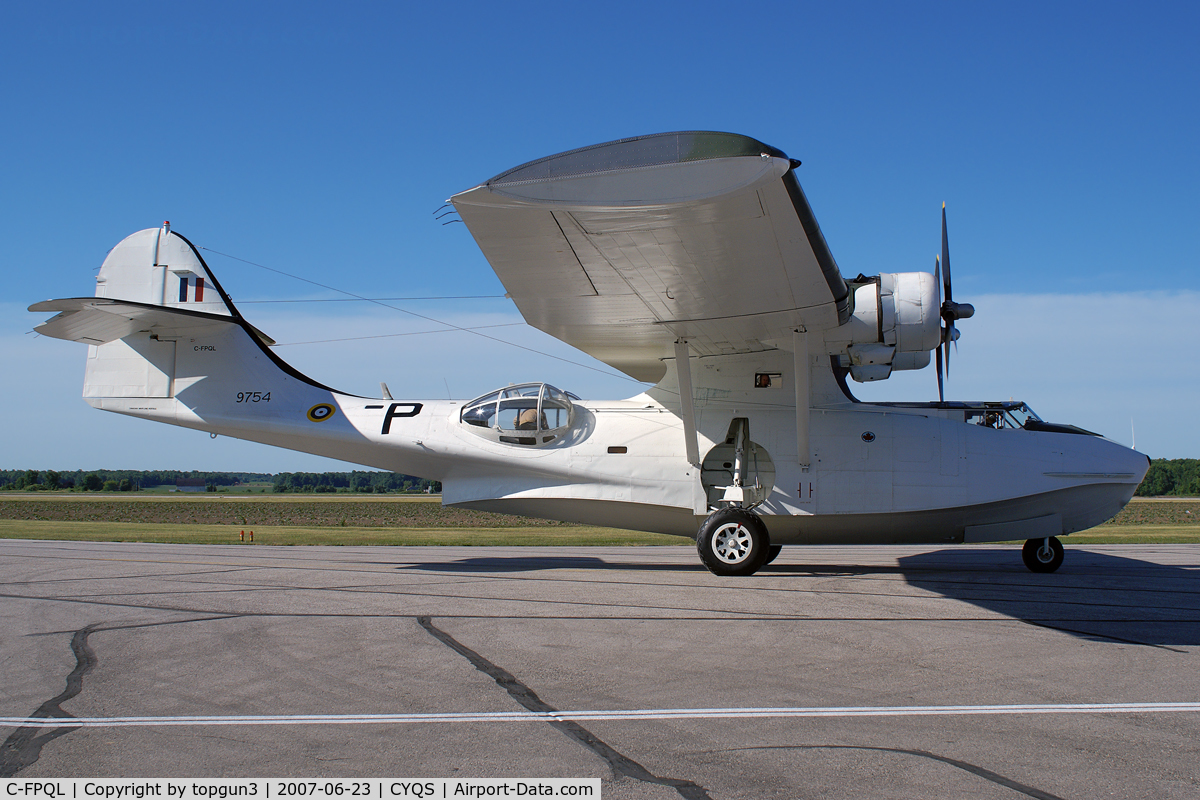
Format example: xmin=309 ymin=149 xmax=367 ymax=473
xmin=451 ymin=131 xmax=850 ymax=382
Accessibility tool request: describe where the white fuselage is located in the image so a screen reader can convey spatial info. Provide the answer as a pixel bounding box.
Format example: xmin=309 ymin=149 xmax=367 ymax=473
xmin=87 ymin=322 xmax=1147 ymax=544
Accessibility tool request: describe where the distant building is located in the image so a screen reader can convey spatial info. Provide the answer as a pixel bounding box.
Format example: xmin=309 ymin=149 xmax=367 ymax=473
xmin=176 ymin=478 xmax=207 ymax=493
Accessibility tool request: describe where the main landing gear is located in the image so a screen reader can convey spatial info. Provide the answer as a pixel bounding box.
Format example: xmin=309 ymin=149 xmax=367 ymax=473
xmin=695 ymin=417 xmax=777 ymax=576
xmin=1022 ymin=536 xmax=1064 ymax=573
xmin=696 ymin=507 xmax=772 ymax=576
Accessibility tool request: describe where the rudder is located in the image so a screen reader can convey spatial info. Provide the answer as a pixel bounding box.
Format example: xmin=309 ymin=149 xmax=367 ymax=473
xmin=95 ymin=223 xmax=237 ymax=317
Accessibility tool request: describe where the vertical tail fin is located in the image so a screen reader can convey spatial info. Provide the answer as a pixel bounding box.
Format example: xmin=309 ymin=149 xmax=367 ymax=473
xmin=82 ymin=224 xmax=238 ymax=398
xmin=30 ymin=225 xmax=387 ymax=466
xmin=95 ymin=223 xmax=239 ymax=318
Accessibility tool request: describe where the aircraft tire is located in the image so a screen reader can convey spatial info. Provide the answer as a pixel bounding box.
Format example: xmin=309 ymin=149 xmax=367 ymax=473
xmin=696 ymin=508 xmax=770 ymax=576
xmin=764 ymin=544 xmax=783 ymax=566
xmin=1022 ymin=536 xmax=1064 ymax=573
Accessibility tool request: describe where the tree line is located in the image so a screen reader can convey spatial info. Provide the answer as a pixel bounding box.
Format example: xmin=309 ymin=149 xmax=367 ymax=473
xmin=271 ymin=471 xmax=440 ymax=493
xmin=4 ymin=460 xmax=1196 ymax=497
xmin=1134 ymin=459 xmax=1200 ymax=497
xmin=0 ymin=469 xmax=440 ymax=494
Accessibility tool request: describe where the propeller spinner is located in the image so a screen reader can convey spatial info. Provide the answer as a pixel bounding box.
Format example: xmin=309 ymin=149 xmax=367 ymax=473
xmin=935 ymin=204 xmax=973 ymax=402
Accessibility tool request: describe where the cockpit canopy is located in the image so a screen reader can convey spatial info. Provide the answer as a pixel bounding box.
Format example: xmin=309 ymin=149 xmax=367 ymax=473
xmin=460 ymin=383 xmax=577 ymax=446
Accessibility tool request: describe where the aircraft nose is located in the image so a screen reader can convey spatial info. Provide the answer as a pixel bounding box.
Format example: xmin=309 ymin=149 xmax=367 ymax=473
xmin=1128 ymin=445 xmax=1152 ymax=483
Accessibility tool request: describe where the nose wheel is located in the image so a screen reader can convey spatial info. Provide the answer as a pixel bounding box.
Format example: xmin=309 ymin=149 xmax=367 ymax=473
xmin=1022 ymin=536 xmax=1064 ymax=573
xmin=696 ymin=508 xmax=771 ymax=576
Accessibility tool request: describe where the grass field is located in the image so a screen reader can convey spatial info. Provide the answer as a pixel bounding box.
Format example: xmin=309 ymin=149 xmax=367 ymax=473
xmin=0 ymin=520 xmax=679 ymax=546
xmin=0 ymin=495 xmax=1196 ymax=546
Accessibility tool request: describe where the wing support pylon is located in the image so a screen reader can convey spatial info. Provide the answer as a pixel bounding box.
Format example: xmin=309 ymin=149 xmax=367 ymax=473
xmin=673 ymin=339 xmax=700 ymax=466
xmin=794 ymin=330 xmax=811 ymax=469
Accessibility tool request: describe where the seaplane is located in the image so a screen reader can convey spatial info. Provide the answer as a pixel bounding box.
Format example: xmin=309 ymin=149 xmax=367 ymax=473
xmin=30 ymin=131 xmax=1149 ymax=576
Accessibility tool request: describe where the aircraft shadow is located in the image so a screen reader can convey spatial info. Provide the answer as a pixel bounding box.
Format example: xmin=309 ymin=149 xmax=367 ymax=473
xmin=397 ymin=548 xmax=1199 ymax=646
xmin=890 ymin=548 xmax=1200 ymax=648
xmin=399 ymin=555 xmax=703 ymax=573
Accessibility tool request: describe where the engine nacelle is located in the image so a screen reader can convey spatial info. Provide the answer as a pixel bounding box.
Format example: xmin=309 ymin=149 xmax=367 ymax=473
xmin=823 ymin=272 xmax=940 ymax=382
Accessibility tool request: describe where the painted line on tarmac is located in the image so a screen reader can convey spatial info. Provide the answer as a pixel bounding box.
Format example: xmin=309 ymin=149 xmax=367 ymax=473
xmin=4 ymin=702 xmax=1200 ymax=728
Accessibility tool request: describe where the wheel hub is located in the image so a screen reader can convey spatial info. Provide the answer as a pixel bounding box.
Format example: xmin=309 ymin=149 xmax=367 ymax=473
xmin=1036 ymin=539 xmax=1055 ymax=562
xmin=712 ymin=523 xmax=752 ymax=563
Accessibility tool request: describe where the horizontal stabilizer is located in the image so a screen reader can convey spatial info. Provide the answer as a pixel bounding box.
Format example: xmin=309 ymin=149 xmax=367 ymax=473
xmin=29 ymin=298 xmax=275 ymax=346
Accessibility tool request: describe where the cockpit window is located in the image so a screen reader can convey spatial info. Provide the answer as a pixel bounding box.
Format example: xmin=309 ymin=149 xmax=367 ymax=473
xmin=460 ymin=383 xmax=576 ymax=446
xmin=965 ymin=402 xmax=1042 ymax=430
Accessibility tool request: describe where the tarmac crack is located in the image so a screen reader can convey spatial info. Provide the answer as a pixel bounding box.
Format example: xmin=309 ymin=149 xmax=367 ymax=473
xmin=728 ymin=744 xmax=1067 ymax=800
xmin=417 ymin=616 xmax=712 ymax=800
xmin=0 ymin=624 xmax=98 ymax=777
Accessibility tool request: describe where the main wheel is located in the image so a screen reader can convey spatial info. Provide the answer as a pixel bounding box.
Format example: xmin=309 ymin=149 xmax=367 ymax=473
xmin=1022 ymin=536 xmax=1064 ymax=573
xmin=764 ymin=544 xmax=783 ymax=566
xmin=696 ymin=508 xmax=770 ymax=576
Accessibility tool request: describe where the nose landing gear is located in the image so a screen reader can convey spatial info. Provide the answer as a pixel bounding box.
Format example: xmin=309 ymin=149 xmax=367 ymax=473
xmin=1022 ymin=536 xmax=1064 ymax=573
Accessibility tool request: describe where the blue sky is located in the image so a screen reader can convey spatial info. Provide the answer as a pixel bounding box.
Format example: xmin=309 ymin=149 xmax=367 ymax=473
xmin=3 ymin=1 xmax=1197 ymax=471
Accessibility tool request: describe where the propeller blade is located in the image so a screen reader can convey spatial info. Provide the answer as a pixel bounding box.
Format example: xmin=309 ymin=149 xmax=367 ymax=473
xmin=934 ymin=254 xmax=942 ymax=307
xmin=933 ymin=204 xmax=971 ymax=399
xmin=945 ymin=327 xmax=952 ymax=376
xmin=941 ymin=203 xmax=952 ymax=306
xmin=935 ymin=340 xmax=944 ymax=402
xmin=933 ymin=253 xmax=945 ymax=402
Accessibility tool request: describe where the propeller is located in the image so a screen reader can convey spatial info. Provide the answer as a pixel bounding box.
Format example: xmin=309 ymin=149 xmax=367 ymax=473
xmin=934 ymin=203 xmax=974 ymax=402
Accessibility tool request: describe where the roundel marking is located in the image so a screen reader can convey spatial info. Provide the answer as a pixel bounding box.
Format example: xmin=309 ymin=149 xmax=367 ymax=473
xmin=861 ymin=431 xmax=876 ymax=443
xmin=307 ymin=403 xmax=336 ymax=423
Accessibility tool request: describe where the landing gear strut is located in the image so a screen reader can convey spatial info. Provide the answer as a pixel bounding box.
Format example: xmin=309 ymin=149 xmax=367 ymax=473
xmin=695 ymin=415 xmax=776 ymax=576
xmin=1022 ymin=536 xmax=1064 ymax=573
xmin=696 ymin=507 xmax=771 ymax=576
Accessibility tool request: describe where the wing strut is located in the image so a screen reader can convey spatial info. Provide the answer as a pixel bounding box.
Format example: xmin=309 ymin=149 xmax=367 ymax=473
xmin=794 ymin=330 xmax=810 ymax=468
xmin=673 ymin=340 xmax=700 ymax=466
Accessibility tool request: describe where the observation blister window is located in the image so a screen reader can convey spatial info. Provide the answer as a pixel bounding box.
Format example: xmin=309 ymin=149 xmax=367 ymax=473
xmin=460 ymin=383 xmax=577 ymax=446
